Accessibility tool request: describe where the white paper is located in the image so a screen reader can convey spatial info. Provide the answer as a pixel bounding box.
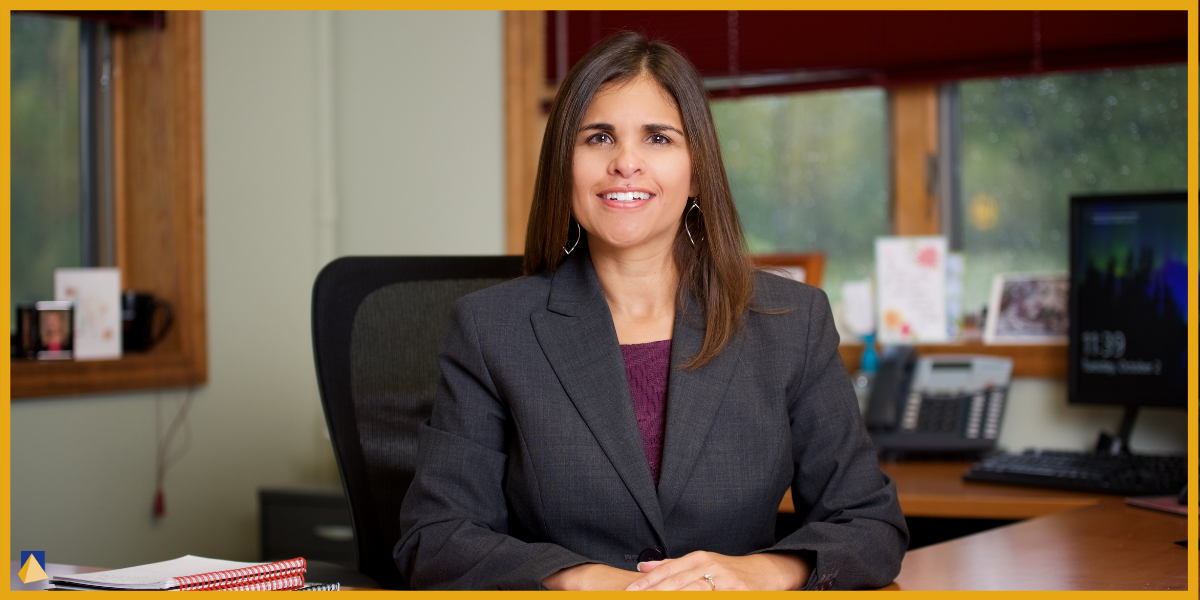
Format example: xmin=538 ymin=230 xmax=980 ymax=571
xmin=841 ymin=279 xmax=875 ymax=336
xmin=875 ymin=236 xmax=948 ymax=344
xmin=50 ymin=555 xmax=261 ymax=590
xmin=54 ymin=268 xmax=122 ymax=360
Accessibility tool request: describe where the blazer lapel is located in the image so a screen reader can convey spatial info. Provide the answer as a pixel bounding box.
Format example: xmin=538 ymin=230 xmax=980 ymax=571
xmin=529 ymin=250 xmax=668 ymax=543
xmin=656 ymin=299 xmax=744 ymax=522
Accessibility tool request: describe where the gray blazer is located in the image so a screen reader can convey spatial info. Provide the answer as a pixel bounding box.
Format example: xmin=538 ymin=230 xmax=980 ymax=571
xmin=395 ymin=249 xmax=908 ymax=590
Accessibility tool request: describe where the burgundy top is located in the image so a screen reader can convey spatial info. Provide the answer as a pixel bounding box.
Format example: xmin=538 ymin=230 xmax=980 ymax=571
xmin=619 ymin=339 xmax=672 ymax=486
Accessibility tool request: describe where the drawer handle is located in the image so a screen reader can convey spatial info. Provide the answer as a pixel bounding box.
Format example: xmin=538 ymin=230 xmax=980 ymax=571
xmin=313 ymin=525 xmax=354 ymax=542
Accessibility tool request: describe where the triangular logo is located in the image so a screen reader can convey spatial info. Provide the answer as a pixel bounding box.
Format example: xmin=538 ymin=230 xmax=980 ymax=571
xmin=19 ymin=554 xmax=49 ymax=583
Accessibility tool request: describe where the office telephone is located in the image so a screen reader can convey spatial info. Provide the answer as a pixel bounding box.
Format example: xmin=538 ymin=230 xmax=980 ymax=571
xmin=865 ymin=347 xmax=1013 ymax=458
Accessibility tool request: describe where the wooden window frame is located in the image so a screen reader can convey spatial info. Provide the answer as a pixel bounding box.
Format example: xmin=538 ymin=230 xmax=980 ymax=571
xmin=502 ymin=13 xmax=1065 ymax=377
xmin=11 ymin=11 xmax=207 ymax=399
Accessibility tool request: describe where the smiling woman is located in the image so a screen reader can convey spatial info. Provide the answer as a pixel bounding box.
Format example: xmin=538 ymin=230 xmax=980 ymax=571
xmin=524 ymin=32 xmax=755 ymax=368
xmin=395 ymin=31 xmax=907 ymax=591
xmin=571 ymin=75 xmax=696 ymax=254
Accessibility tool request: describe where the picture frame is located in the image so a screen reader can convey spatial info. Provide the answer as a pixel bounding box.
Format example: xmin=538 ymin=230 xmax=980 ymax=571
xmin=983 ymin=272 xmax=1069 ymax=345
xmin=752 ymin=253 xmax=826 ymax=288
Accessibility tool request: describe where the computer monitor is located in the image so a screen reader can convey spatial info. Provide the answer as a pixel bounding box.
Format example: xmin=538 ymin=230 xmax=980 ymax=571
xmin=1068 ymin=191 xmax=1187 ymax=451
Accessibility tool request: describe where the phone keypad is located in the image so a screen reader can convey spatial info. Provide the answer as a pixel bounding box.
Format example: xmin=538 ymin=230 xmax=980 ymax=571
xmin=965 ymin=394 xmax=986 ymax=438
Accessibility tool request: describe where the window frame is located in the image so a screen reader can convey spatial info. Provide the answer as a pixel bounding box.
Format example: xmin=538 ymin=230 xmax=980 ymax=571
xmin=502 ymin=12 xmax=1069 ymax=377
xmin=11 ymin=11 xmax=207 ymax=399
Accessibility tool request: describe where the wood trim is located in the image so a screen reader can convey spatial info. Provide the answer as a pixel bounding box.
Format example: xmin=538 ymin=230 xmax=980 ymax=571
xmin=838 ymin=342 xmax=1067 ymax=379
xmin=12 ymin=11 xmax=206 ymax=399
xmin=111 ymin=33 xmax=128 ymax=285
xmin=503 ymin=11 xmax=547 ymax=256
xmin=890 ymin=84 xmax=940 ymax=236
xmin=779 ymin=487 xmax=1097 ymax=520
xmin=12 ymin=352 xmax=201 ymax=398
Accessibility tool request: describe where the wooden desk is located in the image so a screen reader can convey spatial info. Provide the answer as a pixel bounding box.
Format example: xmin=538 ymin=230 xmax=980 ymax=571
xmin=889 ymin=498 xmax=1188 ymax=590
xmin=779 ymin=460 xmax=1188 ymax=590
xmin=780 ymin=460 xmax=1105 ymax=519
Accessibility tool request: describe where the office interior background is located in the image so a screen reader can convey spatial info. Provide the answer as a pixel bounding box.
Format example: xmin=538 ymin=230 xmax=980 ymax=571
xmin=9 ymin=11 xmax=1190 ymax=569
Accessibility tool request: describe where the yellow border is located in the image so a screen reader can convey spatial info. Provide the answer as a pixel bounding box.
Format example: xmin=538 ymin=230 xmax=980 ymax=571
xmin=2 ymin=4 xmax=1196 ymax=599
xmin=1 ymin=2 xmax=10 ymax=594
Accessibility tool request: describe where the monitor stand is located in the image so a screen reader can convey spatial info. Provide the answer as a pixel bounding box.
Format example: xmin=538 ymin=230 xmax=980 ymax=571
xmin=1094 ymin=406 xmax=1139 ymax=456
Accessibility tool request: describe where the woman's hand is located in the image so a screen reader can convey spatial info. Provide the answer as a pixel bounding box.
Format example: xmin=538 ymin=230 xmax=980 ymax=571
xmin=542 ymin=563 xmax=645 ymax=591
xmin=626 ymin=551 xmax=811 ymax=591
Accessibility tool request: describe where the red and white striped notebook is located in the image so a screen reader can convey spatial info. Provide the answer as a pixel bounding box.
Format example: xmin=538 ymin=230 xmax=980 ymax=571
xmin=48 ymin=555 xmax=307 ymax=591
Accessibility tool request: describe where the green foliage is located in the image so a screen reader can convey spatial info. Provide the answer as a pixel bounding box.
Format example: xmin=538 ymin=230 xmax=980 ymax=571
xmin=959 ymin=66 xmax=1188 ymax=311
xmin=11 ymin=14 xmax=82 ymax=319
xmin=712 ymin=89 xmax=888 ymax=305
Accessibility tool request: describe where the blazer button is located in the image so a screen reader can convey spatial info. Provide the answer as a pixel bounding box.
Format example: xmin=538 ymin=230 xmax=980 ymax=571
xmin=637 ymin=548 xmax=664 ymax=563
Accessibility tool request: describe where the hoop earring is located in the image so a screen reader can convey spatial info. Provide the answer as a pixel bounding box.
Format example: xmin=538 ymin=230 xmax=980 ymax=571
xmin=685 ymin=198 xmax=704 ymax=247
xmin=563 ymin=217 xmax=581 ymax=255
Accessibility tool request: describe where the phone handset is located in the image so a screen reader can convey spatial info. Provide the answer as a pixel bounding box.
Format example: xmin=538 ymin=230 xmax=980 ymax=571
xmin=864 ymin=346 xmax=917 ymax=430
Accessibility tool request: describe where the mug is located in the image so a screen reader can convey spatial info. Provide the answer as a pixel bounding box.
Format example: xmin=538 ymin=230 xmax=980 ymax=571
xmin=122 ymin=292 xmax=174 ymax=352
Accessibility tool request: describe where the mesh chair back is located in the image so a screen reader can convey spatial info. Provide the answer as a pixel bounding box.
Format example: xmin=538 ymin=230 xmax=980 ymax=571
xmin=312 ymin=256 xmax=523 ymax=589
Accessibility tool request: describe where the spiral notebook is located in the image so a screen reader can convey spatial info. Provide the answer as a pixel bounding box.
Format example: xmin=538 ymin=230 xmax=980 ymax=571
xmin=48 ymin=555 xmax=307 ymax=591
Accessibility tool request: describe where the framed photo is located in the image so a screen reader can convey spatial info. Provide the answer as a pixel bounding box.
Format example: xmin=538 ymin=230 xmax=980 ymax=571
xmin=753 ymin=253 xmax=826 ymax=288
xmin=35 ymin=300 xmax=75 ymax=360
xmin=984 ymin=272 xmax=1069 ymax=344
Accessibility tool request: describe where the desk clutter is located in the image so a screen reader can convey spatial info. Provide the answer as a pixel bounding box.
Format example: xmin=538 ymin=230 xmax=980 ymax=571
xmin=11 ymin=267 xmax=175 ymax=361
xmin=46 ymin=555 xmax=339 ymax=591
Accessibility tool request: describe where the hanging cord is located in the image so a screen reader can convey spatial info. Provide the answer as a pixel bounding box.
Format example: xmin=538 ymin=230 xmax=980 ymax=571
xmin=154 ymin=386 xmax=195 ymax=519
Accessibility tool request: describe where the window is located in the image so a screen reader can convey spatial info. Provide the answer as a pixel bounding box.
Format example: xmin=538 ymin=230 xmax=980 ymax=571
xmin=10 ymin=14 xmax=86 ymax=319
xmin=503 ymin=10 xmax=1187 ymax=376
xmin=711 ymin=88 xmax=888 ymax=306
xmin=12 ymin=12 xmax=118 ymax=328
xmin=10 ymin=12 xmax=207 ymax=399
xmin=954 ymin=65 xmax=1188 ymax=313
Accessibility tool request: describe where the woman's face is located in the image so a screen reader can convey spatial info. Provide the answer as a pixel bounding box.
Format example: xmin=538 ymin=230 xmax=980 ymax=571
xmin=571 ymin=74 xmax=696 ymax=256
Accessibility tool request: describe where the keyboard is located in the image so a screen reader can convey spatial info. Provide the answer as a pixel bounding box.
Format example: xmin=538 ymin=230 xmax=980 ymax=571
xmin=963 ymin=450 xmax=1187 ymax=496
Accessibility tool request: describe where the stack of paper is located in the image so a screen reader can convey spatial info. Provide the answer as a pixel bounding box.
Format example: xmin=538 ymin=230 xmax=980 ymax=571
xmin=48 ymin=555 xmax=315 ymax=591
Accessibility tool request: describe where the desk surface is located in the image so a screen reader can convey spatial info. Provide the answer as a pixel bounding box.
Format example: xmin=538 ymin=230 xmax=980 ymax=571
xmin=890 ymin=498 xmax=1188 ymax=590
xmin=780 ymin=460 xmax=1105 ymax=519
xmin=781 ymin=460 xmax=1189 ymax=591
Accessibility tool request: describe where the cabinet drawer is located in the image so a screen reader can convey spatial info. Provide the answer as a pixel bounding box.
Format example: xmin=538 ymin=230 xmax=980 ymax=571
xmin=260 ymin=489 xmax=355 ymax=568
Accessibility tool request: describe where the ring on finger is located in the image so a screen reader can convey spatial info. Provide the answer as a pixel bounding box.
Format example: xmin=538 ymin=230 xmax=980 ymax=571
xmin=702 ymin=573 xmax=716 ymax=591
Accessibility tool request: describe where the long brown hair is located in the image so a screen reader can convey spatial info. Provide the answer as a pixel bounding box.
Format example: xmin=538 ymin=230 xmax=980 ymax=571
xmin=523 ymin=31 xmax=753 ymax=368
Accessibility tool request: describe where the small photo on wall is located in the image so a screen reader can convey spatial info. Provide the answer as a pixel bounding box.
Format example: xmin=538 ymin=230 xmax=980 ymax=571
xmin=984 ymin=272 xmax=1069 ymax=344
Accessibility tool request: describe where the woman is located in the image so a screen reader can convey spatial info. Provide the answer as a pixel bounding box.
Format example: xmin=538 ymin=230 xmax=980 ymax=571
xmin=396 ymin=31 xmax=907 ymax=591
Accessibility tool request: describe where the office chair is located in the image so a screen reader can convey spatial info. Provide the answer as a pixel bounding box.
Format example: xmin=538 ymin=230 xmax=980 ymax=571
xmin=311 ymin=256 xmax=524 ymax=590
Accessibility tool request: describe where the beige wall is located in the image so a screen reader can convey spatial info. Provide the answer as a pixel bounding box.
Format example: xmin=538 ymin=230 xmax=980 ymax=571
xmin=995 ymin=378 xmax=1186 ymax=454
xmin=10 ymin=10 xmax=503 ymax=568
xmin=9 ymin=10 xmax=1186 ymax=570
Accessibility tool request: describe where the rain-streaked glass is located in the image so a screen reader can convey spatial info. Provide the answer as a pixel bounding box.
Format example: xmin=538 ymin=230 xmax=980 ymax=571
xmin=957 ymin=66 xmax=1187 ymax=314
xmin=11 ymin=14 xmax=82 ymax=320
xmin=712 ymin=88 xmax=888 ymax=306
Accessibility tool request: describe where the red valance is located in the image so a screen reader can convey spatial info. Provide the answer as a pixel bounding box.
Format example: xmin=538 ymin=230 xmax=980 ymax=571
xmin=546 ymin=11 xmax=1187 ymax=96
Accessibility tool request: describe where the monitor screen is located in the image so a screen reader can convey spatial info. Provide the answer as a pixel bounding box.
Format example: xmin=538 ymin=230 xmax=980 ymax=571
xmin=1068 ymin=192 xmax=1187 ymax=408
